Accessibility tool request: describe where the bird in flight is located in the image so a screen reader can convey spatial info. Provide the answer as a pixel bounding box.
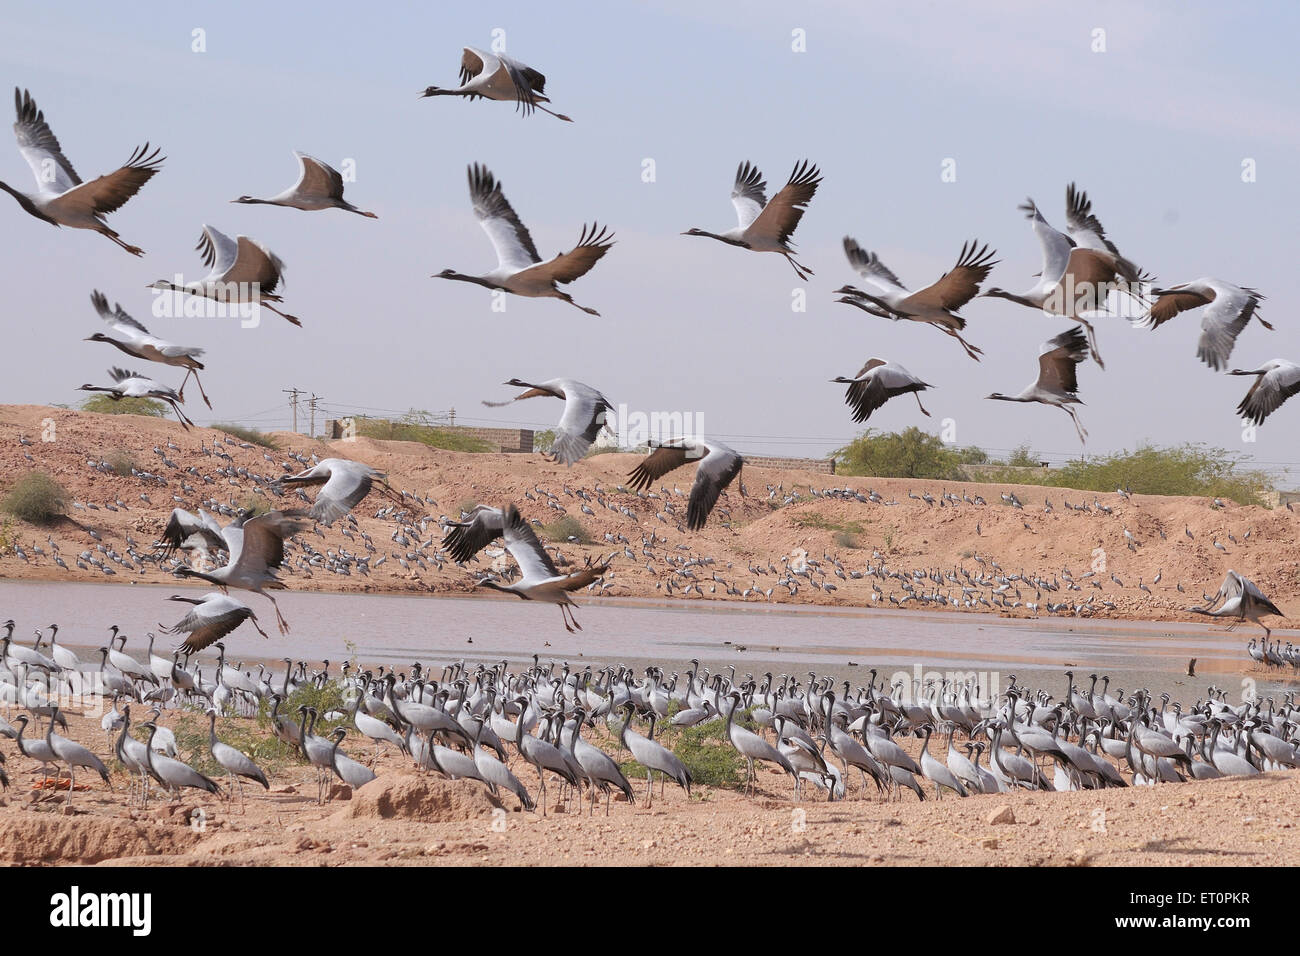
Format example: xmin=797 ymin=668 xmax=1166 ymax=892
xmin=1 ymin=88 xmax=163 ymax=255
xmin=85 ymin=290 xmax=211 ymax=408
xmin=835 ymin=238 xmax=995 ymax=361
xmin=233 ymin=151 xmax=377 ymax=218
xmin=1138 ymin=280 xmax=1269 ymax=372
xmin=483 ymin=377 xmax=613 ymax=465
xmin=831 ymin=359 xmax=932 ymax=423
xmin=435 ymin=164 xmax=614 ymax=315
xmin=986 ymin=326 xmax=1091 ymax=445
xmin=683 ymin=160 xmax=822 ymax=280
xmin=628 ymin=438 xmax=744 ymax=531
xmin=421 ymin=47 xmax=573 ymax=121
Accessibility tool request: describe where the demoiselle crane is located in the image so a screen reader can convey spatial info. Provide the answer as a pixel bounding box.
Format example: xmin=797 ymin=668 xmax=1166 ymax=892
xmin=835 ymin=238 xmax=995 ymax=360
xmin=1 ymin=88 xmax=163 ymax=255
xmin=435 ymin=163 xmax=613 ymax=315
xmin=831 ymin=358 xmax=932 ymax=422
xmin=982 ymin=190 xmax=1149 ymax=367
xmin=173 ymin=510 xmax=308 ymax=633
xmin=233 ymin=151 xmax=376 ymax=217
xmin=985 ymin=325 xmax=1091 ymax=445
xmin=85 ymin=291 xmax=211 ymax=408
xmin=280 ymin=457 xmax=391 ymax=525
xmin=140 ymin=720 xmax=220 ymax=799
xmin=618 ymin=701 xmax=691 ymax=806
xmin=161 ymin=592 xmax=269 ymax=653
xmin=1230 ymin=359 xmax=1300 ymax=426
xmin=1139 ymin=280 xmax=1269 ymax=371
xmin=421 ymin=47 xmax=573 ymax=121
xmin=149 ymin=224 xmax=302 ymax=326
xmin=483 ymin=377 xmax=613 ymax=465
xmin=627 ymin=438 xmax=743 ymax=531
xmin=472 ymin=504 xmax=609 ymax=633
xmin=683 ymin=160 xmax=822 ymax=279
xmin=45 ymin=708 xmax=111 ymax=806
xmin=207 ymin=708 xmax=268 ymax=808
xmin=441 ymin=504 xmax=505 ymax=564
xmin=78 ymin=368 xmax=194 ymax=430
xmin=1189 ymin=570 xmax=1284 ymax=639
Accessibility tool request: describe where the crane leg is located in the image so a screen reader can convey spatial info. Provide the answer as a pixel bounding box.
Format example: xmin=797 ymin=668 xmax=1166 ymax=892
xmin=913 ymin=392 xmax=931 ymax=417
xmin=1080 ymin=320 xmax=1106 ymax=369
xmin=261 ymin=302 xmax=303 ymax=327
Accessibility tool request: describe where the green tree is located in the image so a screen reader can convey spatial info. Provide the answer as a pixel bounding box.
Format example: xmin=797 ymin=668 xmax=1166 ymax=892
xmin=79 ymin=395 xmax=168 ymax=418
xmin=1004 ymin=443 xmax=1039 ymax=467
xmin=834 ymin=427 xmax=964 ymax=479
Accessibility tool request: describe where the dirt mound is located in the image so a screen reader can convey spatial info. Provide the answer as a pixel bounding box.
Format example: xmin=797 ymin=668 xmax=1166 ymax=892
xmin=0 ymin=811 xmax=200 ymax=864
xmin=345 ymin=774 xmax=502 ymax=822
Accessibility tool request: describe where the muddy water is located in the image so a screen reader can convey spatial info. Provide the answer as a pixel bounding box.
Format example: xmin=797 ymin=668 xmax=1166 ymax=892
xmin=1 ymin=579 xmax=1290 ymax=703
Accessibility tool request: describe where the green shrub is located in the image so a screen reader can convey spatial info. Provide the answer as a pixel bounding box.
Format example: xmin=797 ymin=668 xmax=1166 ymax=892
xmin=533 ymin=429 xmax=556 ymax=454
xmin=104 ymin=448 xmax=135 ymax=476
xmin=992 ymin=443 xmax=1272 ymax=505
xmin=351 ymin=415 xmax=492 ymax=453
xmin=833 ymin=530 xmax=860 ymax=549
xmin=540 ymin=515 xmax=591 ymax=544
xmin=80 ymin=395 xmax=167 ymax=417
xmin=835 ymin=427 xmax=966 ymax=479
xmin=2 ymin=472 xmax=67 ymax=525
xmin=213 ymin=424 xmax=277 ymax=448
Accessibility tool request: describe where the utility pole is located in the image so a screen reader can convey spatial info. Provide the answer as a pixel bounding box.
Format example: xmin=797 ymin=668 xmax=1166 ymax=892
xmin=448 ymin=406 xmax=456 ymax=428
xmin=283 ymin=387 xmax=301 ymax=433
xmin=308 ymin=394 xmax=319 ymax=438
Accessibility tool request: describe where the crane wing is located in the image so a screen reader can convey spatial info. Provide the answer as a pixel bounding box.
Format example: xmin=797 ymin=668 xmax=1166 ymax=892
xmin=502 ymin=504 xmax=560 ymax=580
xmin=467 ymin=163 xmax=541 ymax=271
xmin=627 ymin=442 xmax=692 ymax=492
xmin=906 ymin=241 xmax=997 ymax=311
xmin=12 ymin=88 xmax=80 ymax=193
xmin=49 ymin=144 xmax=162 ymax=217
xmin=516 ymin=223 xmax=614 ymax=286
xmin=730 ymin=161 xmax=767 ymax=229
xmin=747 ymin=160 xmax=820 ymax=245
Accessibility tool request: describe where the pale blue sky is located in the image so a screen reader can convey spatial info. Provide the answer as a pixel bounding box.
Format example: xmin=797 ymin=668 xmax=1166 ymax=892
xmin=2 ymin=1 xmax=1297 ymax=476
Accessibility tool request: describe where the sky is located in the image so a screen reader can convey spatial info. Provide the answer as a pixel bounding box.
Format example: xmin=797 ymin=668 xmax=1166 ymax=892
xmin=2 ymin=1 xmax=1298 ymax=479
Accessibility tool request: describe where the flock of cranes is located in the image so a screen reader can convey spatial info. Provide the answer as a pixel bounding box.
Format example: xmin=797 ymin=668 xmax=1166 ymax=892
xmin=2 ymin=38 xmax=1294 ymax=647
xmin=6 ymin=633 xmax=1300 ymax=818
xmin=4 ymin=47 xmax=1296 ymax=454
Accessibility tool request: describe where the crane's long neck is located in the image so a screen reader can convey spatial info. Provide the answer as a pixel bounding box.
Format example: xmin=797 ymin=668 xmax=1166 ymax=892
xmin=438 ymin=271 xmax=499 ymax=288
xmin=0 ymin=180 xmax=57 ymax=224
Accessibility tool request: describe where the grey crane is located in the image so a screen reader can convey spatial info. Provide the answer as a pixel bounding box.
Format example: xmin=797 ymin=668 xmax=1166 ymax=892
xmin=986 ymin=325 xmax=1091 ymax=445
xmin=233 ymin=152 xmax=377 ymax=217
xmin=723 ymin=692 xmax=797 ymax=796
xmin=207 ymin=708 xmax=268 ymax=808
xmin=421 ymin=46 xmax=573 ymax=121
xmin=567 ymin=707 xmax=634 ymax=815
xmin=2 ymin=88 xmax=163 ymax=255
xmin=683 ymin=160 xmax=822 ymax=279
xmin=85 ymin=291 xmax=211 ymax=407
xmin=484 ymin=378 xmax=614 ymax=466
xmin=1189 ymin=570 xmax=1284 ymax=639
xmin=435 ymin=164 xmax=613 ymax=315
xmin=618 ymin=701 xmax=691 ymax=806
xmin=140 ymin=720 xmax=220 ymax=799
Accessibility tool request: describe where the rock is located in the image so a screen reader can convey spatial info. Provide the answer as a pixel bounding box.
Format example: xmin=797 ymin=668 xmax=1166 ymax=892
xmin=346 ymin=774 xmax=502 ymax=822
xmin=987 ymin=806 xmax=1016 ymax=825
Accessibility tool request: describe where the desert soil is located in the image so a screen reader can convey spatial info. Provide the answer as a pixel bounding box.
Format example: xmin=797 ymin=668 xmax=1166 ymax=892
xmin=3 ymin=707 xmax=1298 ymax=867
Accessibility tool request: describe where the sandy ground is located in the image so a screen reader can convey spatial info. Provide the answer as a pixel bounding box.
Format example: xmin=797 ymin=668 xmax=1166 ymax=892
xmin=3 ymin=706 xmax=1298 ymax=867
xmin=1 ymin=404 xmax=1296 ymax=631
